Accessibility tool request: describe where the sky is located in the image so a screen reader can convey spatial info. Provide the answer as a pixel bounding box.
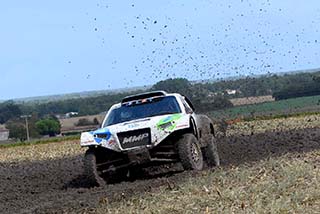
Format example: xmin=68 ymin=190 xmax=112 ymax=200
xmin=0 ymin=0 xmax=319 ymax=100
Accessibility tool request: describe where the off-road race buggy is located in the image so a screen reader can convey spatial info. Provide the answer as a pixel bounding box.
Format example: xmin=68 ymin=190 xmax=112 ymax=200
xmin=80 ymin=91 xmax=220 ymax=186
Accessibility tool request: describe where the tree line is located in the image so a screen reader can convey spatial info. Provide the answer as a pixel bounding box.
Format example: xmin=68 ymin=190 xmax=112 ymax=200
xmin=201 ymin=71 xmax=320 ymax=98
xmin=1 ymin=70 xmax=319 ymax=140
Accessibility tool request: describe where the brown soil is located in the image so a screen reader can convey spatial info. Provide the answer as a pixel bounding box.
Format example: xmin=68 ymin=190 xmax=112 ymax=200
xmin=229 ymin=95 xmax=275 ymax=106
xmin=0 ymin=127 xmax=319 ymax=214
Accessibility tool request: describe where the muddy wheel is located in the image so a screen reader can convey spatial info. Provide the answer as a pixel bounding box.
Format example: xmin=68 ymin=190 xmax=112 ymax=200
xmin=109 ymin=169 xmax=129 ymax=183
xmin=203 ymin=135 xmax=220 ymax=167
xmin=83 ymin=149 xmax=106 ymax=187
xmin=128 ymin=166 xmax=144 ymax=181
xmin=176 ymin=134 xmax=204 ymax=170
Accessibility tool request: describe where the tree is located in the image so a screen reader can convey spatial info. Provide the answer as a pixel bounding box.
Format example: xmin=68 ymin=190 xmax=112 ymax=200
xmin=151 ymin=78 xmax=193 ymax=96
xmin=312 ymin=74 xmax=320 ymax=83
xmin=36 ymin=118 xmax=61 ymax=137
xmin=193 ymin=95 xmax=233 ymax=113
xmin=151 ymin=78 xmax=233 ymax=112
xmin=0 ymin=101 xmax=22 ymax=124
xmin=5 ymin=120 xmax=27 ymax=141
xmin=5 ymin=113 xmax=41 ymax=140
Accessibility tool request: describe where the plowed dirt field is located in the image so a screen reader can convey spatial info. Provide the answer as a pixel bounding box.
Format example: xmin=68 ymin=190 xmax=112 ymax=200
xmin=1 ymin=115 xmax=319 ymax=213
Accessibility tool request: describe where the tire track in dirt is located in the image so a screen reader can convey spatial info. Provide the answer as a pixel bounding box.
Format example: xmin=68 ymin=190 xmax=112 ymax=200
xmin=0 ymin=127 xmax=319 ymax=213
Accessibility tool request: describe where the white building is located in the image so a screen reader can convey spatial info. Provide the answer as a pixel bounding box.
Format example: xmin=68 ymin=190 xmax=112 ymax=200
xmin=225 ymin=89 xmax=237 ymax=95
xmin=65 ymin=112 xmax=79 ymax=118
xmin=0 ymin=126 xmax=9 ymax=141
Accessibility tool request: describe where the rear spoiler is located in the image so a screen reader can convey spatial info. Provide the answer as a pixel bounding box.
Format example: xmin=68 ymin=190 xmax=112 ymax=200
xmin=121 ymin=91 xmax=167 ymax=104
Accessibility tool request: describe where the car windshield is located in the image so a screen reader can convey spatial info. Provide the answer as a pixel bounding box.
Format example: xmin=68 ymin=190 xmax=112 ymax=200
xmin=103 ymin=96 xmax=181 ymax=126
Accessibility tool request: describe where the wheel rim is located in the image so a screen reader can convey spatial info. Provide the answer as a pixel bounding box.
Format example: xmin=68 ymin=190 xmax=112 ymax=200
xmin=191 ymin=142 xmax=201 ymax=163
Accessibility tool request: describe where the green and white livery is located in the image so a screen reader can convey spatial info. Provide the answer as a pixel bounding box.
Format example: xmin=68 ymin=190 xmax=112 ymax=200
xmin=80 ymin=91 xmax=220 ymax=186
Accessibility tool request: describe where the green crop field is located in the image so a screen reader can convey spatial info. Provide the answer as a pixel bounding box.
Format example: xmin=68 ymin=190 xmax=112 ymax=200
xmin=209 ymin=95 xmax=320 ymax=120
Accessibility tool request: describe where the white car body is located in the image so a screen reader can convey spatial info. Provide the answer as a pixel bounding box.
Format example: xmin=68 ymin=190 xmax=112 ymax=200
xmin=80 ymin=92 xmax=197 ymax=152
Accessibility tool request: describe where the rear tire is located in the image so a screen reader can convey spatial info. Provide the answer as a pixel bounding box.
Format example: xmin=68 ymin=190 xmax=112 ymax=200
xmin=83 ymin=149 xmax=106 ymax=187
xmin=176 ymin=134 xmax=204 ymax=170
xmin=128 ymin=166 xmax=144 ymax=181
xmin=204 ymin=135 xmax=220 ymax=167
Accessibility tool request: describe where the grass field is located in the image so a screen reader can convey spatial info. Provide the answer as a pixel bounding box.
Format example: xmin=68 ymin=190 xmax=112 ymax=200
xmin=97 ymin=151 xmax=320 ymax=213
xmin=0 ymin=135 xmax=79 ymax=148
xmin=87 ymin=114 xmax=320 ymax=214
xmin=210 ymin=95 xmax=320 ymax=120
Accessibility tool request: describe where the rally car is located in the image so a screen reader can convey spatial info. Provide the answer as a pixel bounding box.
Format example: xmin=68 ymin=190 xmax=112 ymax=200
xmin=80 ymin=91 xmax=220 ymax=186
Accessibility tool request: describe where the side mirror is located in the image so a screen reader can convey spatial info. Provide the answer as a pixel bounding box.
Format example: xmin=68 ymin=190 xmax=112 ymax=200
xmin=184 ymin=96 xmax=195 ymax=111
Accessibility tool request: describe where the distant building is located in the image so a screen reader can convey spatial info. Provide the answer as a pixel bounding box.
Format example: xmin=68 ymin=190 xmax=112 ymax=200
xmin=208 ymin=92 xmax=219 ymax=97
xmin=0 ymin=126 xmax=9 ymax=141
xmin=65 ymin=112 xmax=79 ymax=118
xmin=225 ymin=89 xmax=237 ymax=95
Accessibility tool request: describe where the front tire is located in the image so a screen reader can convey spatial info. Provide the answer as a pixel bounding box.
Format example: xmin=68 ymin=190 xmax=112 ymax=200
xmin=83 ymin=149 xmax=106 ymax=187
xmin=176 ymin=134 xmax=204 ymax=171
